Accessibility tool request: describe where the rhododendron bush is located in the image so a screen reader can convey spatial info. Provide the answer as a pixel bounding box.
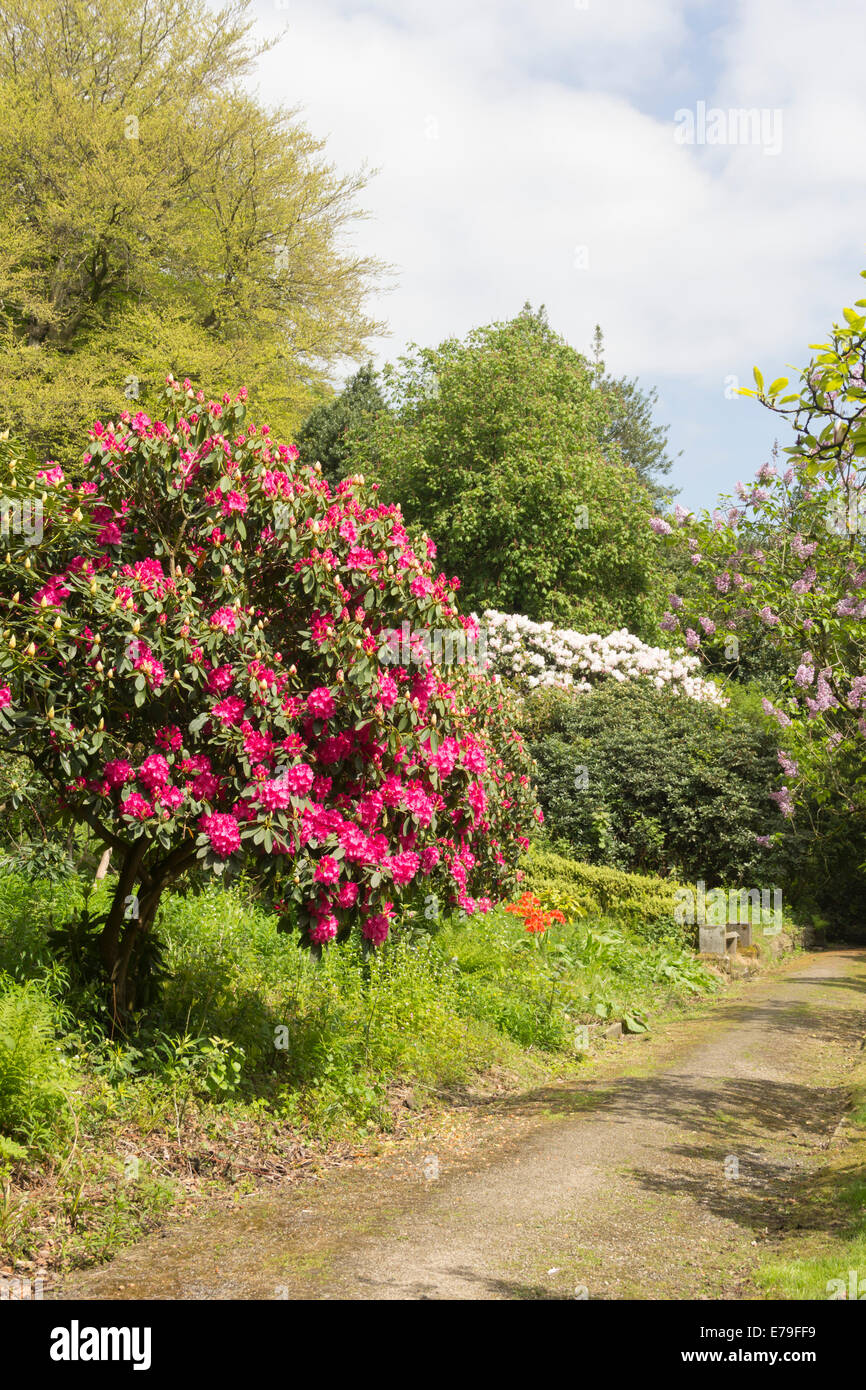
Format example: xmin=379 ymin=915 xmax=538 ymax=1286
xmin=482 ymin=609 xmax=727 ymax=705
xmin=0 ymin=377 xmax=538 ymax=1014
xmin=649 ymin=279 xmax=866 ymax=908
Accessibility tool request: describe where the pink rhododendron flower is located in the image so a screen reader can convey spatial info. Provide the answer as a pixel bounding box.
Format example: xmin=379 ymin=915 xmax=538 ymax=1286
xmin=420 ymin=846 xmax=440 ymax=874
xmin=200 ymin=812 xmax=241 ymax=857
xmin=191 ymin=771 xmax=220 ymax=802
xmin=121 ymin=793 xmax=154 ymax=820
xmin=339 ymin=822 xmax=373 ymax=863
xmin=210 ymin=606 xmax=238 ymax=633
xmin=206 ymin=664 xmax=234 ymax=694
xmin=314 ymin=855 xmax=341 ymax=885
xmin=155 ymin=725 xmax=183 ymax=751
xmin=459 ymin=737 xmax=486 ymax=774
xmin=160 ymin=785 xmax=186 ymax=811
xmin=307 ymin=686 xmax=335 ymax=720
xmin=336 ymin=881 xmax=359 ymax=908
xmin=377 ymin=672 xmax=398 ymax=708
xmin=386 ymin=851 xmax=420 ymax=886
xmin=310 ymin=913 xmax=338 ymax=944
xmin=244 ymin=729 xmax=274 ymax=762
xmin=34 ymin=576 xmax=71 ymax=607
xmin=36 ymin=464 xmax=64 ymax=485
xmin=258 ymin=778 xmax=292 ymax=812
xmin=362 ymin=912 xmax=391 ymax=947
xmin=104 ymin=759 xmax=134 ymax=787
xmin=138 ymin=754 xmax=170 ymax=792
xmin=131 ymin=642 xmax=166 ymax=689
xmin=283 ymin=763 xmax=314 ymax=797
xmin=211 ymin=696 xmax=246 ymax=726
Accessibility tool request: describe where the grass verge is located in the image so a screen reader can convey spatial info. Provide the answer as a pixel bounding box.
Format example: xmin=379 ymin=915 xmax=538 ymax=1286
xmin=754 ymin=1057 xmax=866 ymax=1300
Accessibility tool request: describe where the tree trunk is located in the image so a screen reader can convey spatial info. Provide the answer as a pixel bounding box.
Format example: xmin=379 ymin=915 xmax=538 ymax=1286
xmin=99 ymin=837 xmax=198 ymax=1024
xmin=99 ymin=841 xmax=149 ymax=1023
xmin=111 ymin=885 xmax=162 ymax=1020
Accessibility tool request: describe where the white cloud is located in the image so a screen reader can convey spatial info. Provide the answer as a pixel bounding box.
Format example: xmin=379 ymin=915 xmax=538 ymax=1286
xmin=248 ymin=0 xmax=866 ymax=503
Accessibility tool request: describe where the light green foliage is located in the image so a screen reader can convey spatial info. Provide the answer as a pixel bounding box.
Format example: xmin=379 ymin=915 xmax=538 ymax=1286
xmin=0 ymin=973 xmax=80 ymax=1161
xmin=0 ymin=0 xmax=384 ymax=460
xmin=0 ymin=867 xmax=719 ymax=1142
xmin=523 ymin=846 xmax=690 ymax=943
xmin=437 ymin=902 xmax=717 ymax=1049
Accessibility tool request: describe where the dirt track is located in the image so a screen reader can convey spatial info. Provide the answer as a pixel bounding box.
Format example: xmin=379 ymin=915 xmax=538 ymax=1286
xmin=62 ymin=948 xmax=866 ymax=1300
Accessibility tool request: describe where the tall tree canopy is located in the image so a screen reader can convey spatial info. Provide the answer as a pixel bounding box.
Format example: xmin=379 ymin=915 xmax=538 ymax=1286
xmin=0 ymin=0 xmax=384 ymax=462
xmin=340 ymin=309 xmax=667 ymax=634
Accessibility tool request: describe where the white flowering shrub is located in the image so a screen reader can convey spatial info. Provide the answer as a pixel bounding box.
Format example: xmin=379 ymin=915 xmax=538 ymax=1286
xmin=481 ymin=610 xmax=727 ymax=707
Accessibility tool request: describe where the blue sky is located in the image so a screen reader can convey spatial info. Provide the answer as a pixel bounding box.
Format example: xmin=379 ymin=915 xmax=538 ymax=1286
xmin=249 ymin=0 xmax=866 ymax=511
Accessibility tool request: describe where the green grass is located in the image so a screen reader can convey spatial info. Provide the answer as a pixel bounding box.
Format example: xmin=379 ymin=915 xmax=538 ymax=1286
xmin=0 ymin=872 xmax=723 ymax=1137
xmin=755 ymin=1062 xmax=866 ymax=1300
xmin=0 ymin=974 xmax=80 ymax=1163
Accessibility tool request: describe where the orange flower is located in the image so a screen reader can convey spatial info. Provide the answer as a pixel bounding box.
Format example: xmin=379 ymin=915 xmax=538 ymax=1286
xmin=504 ymin=891 xmax=565 ymax=934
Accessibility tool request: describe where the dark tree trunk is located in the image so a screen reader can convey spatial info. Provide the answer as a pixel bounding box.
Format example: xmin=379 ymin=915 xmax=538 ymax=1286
xmin=110 ymin=885 xmax=163 ymax=1020
xmin=99 ymin=837 xmax=198 ymax=1023
xmin=99 ymin=840 xmax=152 ymax=1023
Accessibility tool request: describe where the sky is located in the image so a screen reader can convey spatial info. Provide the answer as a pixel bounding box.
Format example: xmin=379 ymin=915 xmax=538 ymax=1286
xmin=247 ymin=0 xmax=866 ymax=511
